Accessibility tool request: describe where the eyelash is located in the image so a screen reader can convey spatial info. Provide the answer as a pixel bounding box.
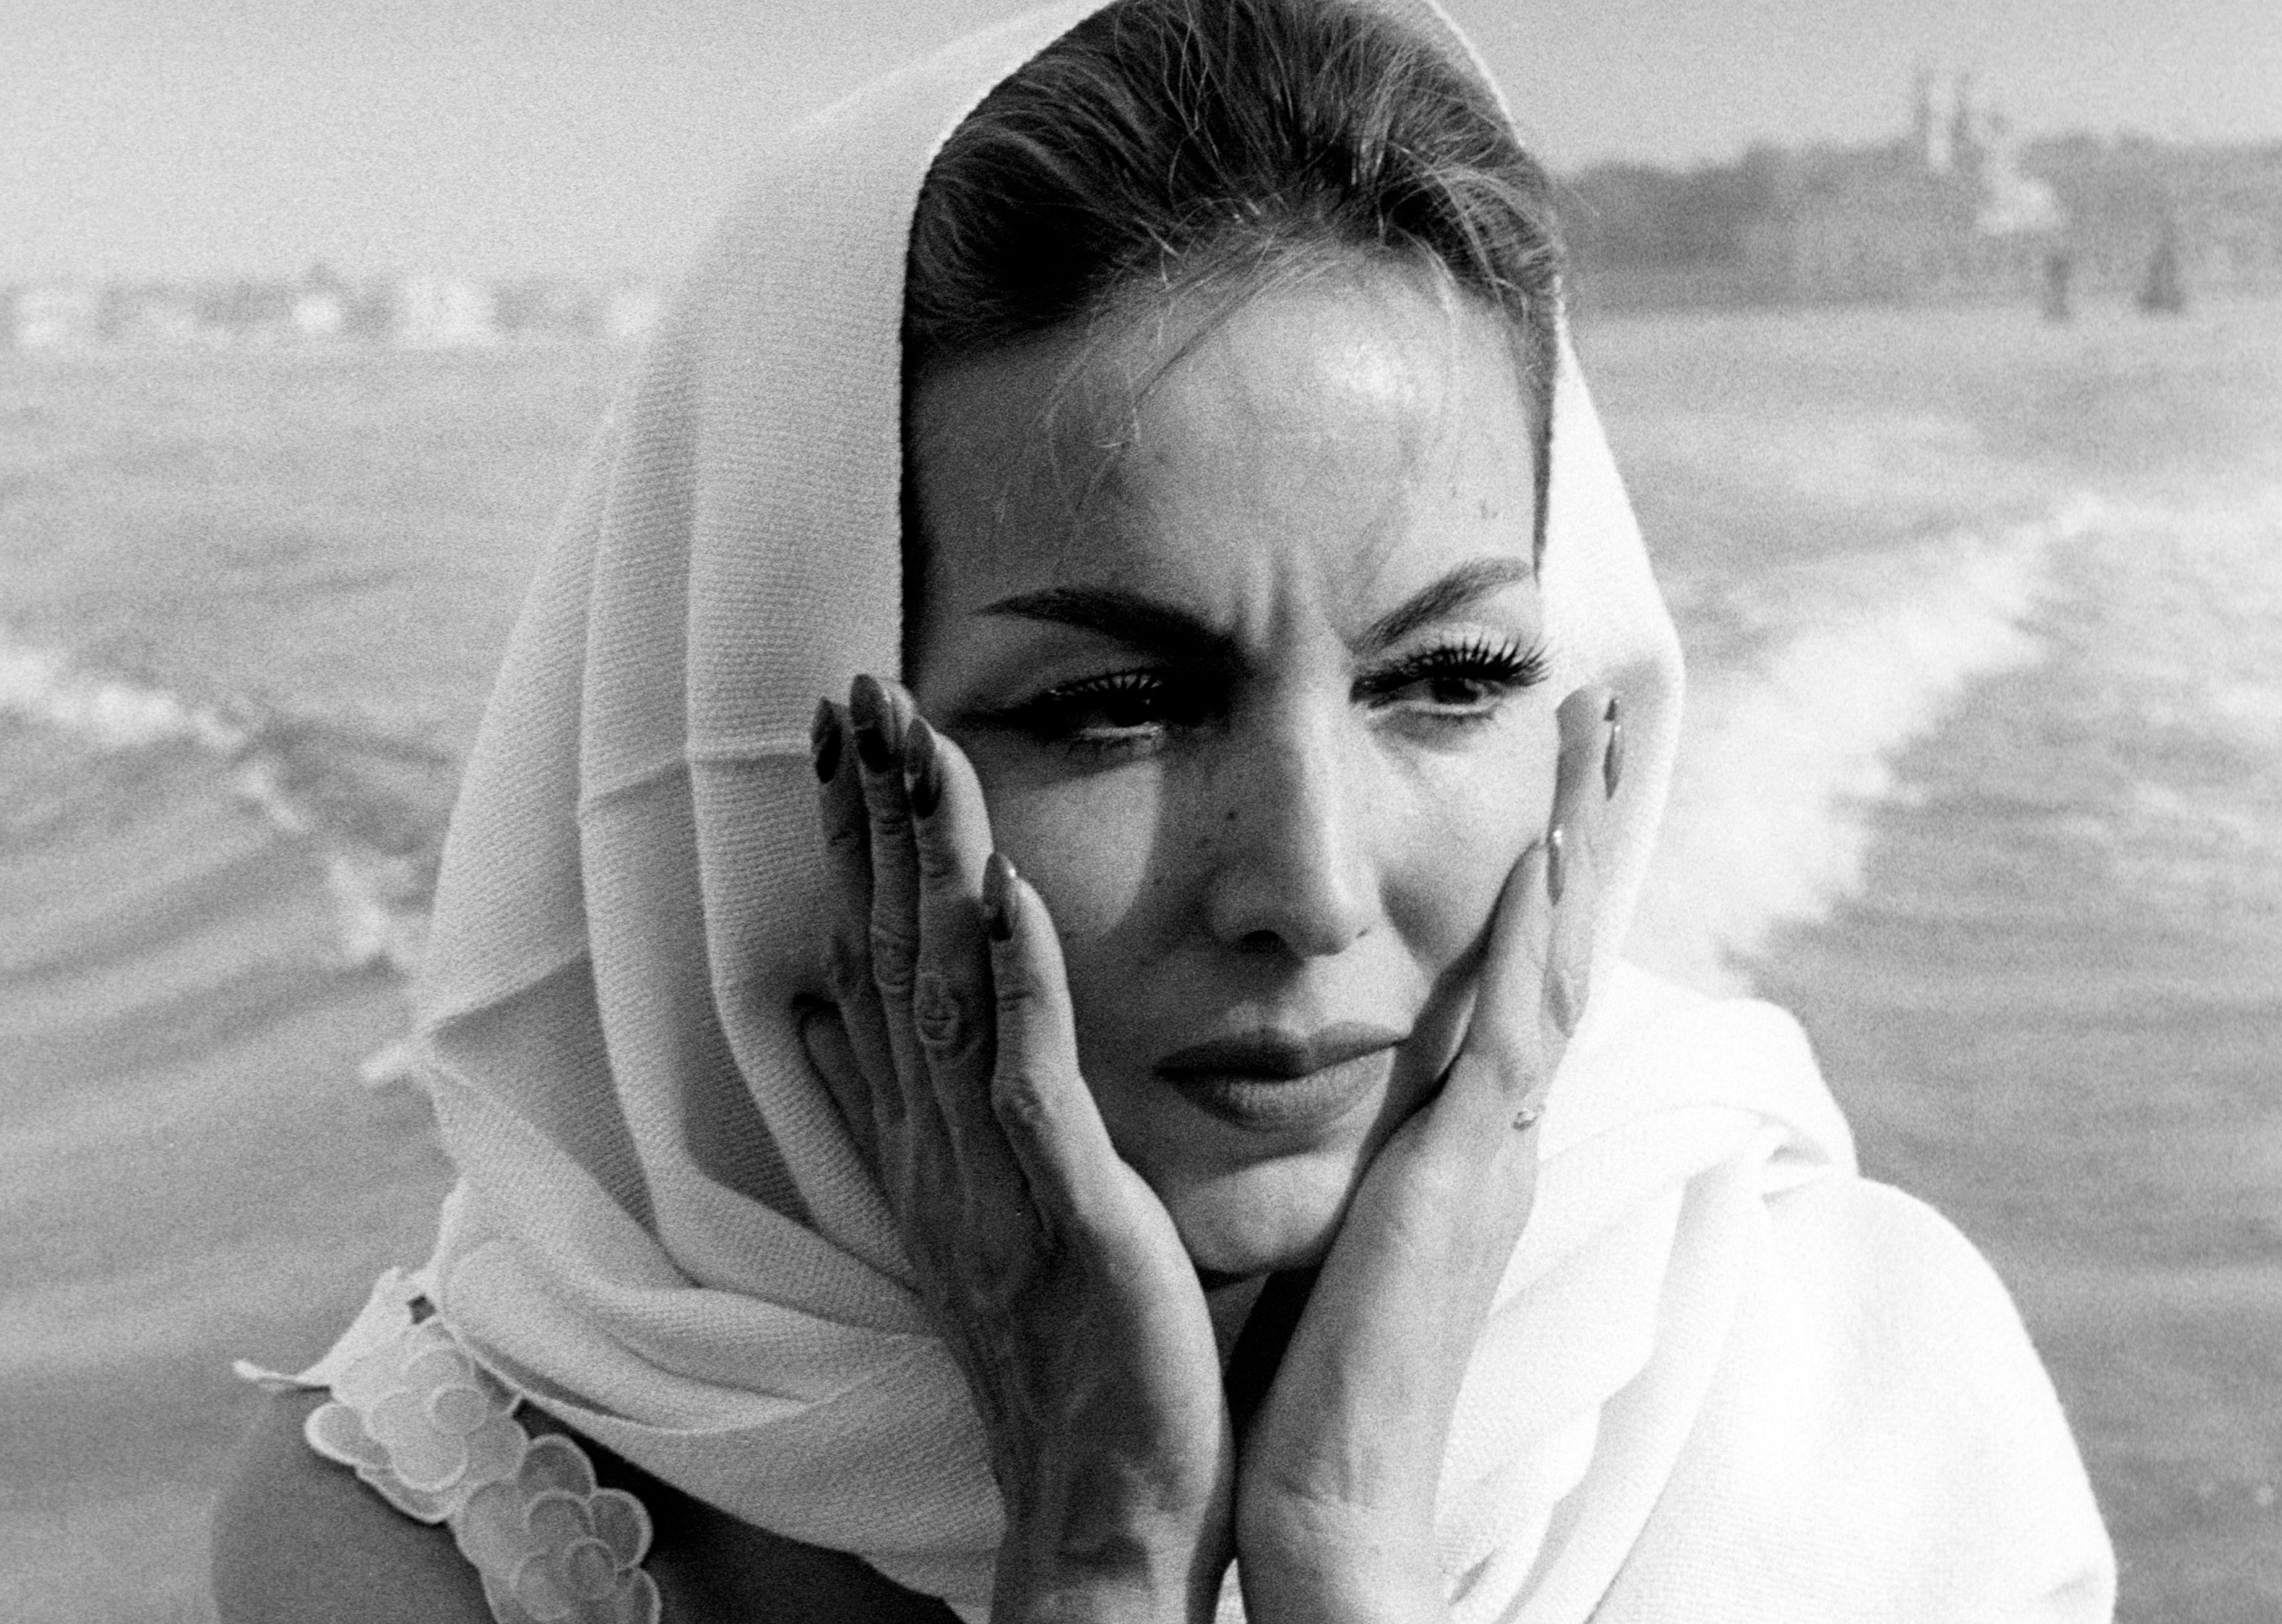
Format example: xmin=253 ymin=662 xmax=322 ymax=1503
xmin=986 ymin=635 xmax=1549 ymax=759
xmin=1354 ymin=634 xmax=1550 ymax=710
xmin=988 ymin=670 xmax=1215 ymax=759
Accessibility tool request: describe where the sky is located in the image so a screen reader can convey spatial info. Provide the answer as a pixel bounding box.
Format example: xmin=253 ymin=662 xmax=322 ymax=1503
xmin=5 ymin=0 xmax=2279 ymax=281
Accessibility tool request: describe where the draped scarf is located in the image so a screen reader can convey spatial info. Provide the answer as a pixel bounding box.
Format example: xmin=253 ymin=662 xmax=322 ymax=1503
xmin=345 ymin=4 xmax=2114 ymax=1617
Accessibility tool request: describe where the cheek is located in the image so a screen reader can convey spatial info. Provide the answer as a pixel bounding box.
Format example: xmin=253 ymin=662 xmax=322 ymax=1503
xmin=1388 ymin=714 xmax=1559 ymax=965
xmin=978 ymin=767 xmax=1169 ymax=1074
xmin=971 ymin=758 xmax=1164 ymax=946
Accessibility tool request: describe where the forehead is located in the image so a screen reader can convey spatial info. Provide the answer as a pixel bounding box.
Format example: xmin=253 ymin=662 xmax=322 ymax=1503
xmin=908 ymin=264 xmax=1540 ymax=639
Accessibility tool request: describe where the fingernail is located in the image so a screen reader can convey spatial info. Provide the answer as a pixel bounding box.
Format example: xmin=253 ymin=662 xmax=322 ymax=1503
xmin=904 ymin=718 xmax=941 ymax=817
xmin=1603 ymin=696 xmax=1625 ymax=800
xmin=1546 ymin=824 xmax=1567 ymax=906
xmin=982 ymin=852 xmax=1016 ymax=942
xmin=849 ymin=674 xmax=896 ymax=773
xmin=811 ymin=698 xmax=841 ymax=783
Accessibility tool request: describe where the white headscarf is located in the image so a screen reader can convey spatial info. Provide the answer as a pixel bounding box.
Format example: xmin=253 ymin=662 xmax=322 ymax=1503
xmin=388 ymin=3 xmax=2111 ymax=1618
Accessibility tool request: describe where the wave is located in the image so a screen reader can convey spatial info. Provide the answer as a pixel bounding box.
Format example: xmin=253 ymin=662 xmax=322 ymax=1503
xmin=1627 ymin=494 xmax=2101 ymax=994
xmin=0 ymin=633 xmax=247 ymax=754
xmin=3 ymin=627 xmax=445 ymax=1068
xmin=2069 ymin=479 xmax=2282 ymax=922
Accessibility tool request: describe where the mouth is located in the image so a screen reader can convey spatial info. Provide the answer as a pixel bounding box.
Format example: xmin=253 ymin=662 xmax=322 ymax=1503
xmin=1153 ymin=1021 xmax=1407 ymax=1131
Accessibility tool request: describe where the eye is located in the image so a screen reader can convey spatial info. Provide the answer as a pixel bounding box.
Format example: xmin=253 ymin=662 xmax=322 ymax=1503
xmin=986 ymin=668 xmax=1219 ymax=758
xmin=1354 ymin=633 xmax=1548 ymax=719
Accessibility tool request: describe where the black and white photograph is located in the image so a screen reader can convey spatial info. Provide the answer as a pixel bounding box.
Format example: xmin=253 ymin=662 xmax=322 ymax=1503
xmin=4 ymin=2 xmax=2277 ymax=1620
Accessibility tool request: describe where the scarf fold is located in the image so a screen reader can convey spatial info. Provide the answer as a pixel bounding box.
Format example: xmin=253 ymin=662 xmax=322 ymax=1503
xmin=325 ymin=3 xmax=2113 ymax=1618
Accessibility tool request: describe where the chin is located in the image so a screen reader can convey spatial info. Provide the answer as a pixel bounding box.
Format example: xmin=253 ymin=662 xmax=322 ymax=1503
xmin=1153 ymin=1148 xmax=1368 ymax=1277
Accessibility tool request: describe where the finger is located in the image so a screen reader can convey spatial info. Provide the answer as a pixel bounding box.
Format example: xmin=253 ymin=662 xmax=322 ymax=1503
xmin=904 ymin=718 xmax=1028 ymax=1209
xmin=1545 ymin=686 xmax=1615 ymax=1051
xmin=811 ymin=697 xmax=891 ymax=1160
xmin=1435 ymin=838 xmax=1557 ymax=1140
xmin=982 ymin=853 xmax=1125 ymax=1238
xmin=1431 ymin=684 xmax=1622 ymax=1143
xmin=849 ymin=675 xmax=934 ymax=1134
xmin=795 ymin=997 xmax=873 ymax=1164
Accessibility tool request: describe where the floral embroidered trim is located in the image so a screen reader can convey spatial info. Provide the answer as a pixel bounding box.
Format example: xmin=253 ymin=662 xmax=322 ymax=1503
xmin=301 ymin=1308 xmax=661 ymax=1624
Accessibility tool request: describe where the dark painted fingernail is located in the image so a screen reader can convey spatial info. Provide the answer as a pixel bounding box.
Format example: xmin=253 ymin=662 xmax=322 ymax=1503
xmin=811 ymin=698 xmax=841 ymax=783
xmin=982 ymin=852 xmax=1016 ymax=942
xmin=904 ymin=718 xmax=941 ymax=817
xmin=849 ymin=674 xmax=896 ymax=773
xmin=1603 ymin=696 xmax=1625 ymax=800
xmin=1546 ymin=823 xmax=1568 ymax=906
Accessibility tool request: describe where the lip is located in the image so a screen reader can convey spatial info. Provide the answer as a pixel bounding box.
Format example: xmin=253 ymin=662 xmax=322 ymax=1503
xmin=1154 ymin=1021 xmax=1407 ymax=1130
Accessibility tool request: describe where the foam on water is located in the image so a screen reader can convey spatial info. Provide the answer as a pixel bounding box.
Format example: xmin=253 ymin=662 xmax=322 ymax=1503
xmin=322 ymin=852 xmax=433 ymax=976
xmin=0 ymin=629 xmax=247 ymax=755
xmin=1 ymin=627 xmax=438 ymax=1013
xmin=1627 ymin=494 xmax=2101 ymax=994
xmin=2069 ymin=478 xmax=2282 ymax=943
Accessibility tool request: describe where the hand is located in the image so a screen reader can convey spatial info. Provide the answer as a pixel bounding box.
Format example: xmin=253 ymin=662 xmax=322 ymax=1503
xmin=1232 ymin=688 xmax=1617 ymax=1624
xmin=802 ymin=676 xmax=1235 ymax=1624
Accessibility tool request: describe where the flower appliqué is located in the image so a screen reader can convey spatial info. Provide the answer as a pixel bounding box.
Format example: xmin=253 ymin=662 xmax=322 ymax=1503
xmin=301 ymin=1311 xmax=661 ymax=1624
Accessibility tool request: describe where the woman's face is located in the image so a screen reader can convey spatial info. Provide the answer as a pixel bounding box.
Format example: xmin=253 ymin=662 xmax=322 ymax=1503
xmin=908 ymin=262 xmax=1560 ymax=1276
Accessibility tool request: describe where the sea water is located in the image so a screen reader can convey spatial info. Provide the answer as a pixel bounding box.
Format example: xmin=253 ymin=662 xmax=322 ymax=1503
xmin=3 ymin=300 xmax=2277 ymax=1619
xmin=0 ymin=347 xmax=622 ymax=1619
xmin=1590 ymin=298 xmax=2282 ymax=1617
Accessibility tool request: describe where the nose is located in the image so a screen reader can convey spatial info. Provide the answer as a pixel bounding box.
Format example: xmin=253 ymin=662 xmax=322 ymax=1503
xmin=1201 ymin=704 xmax=1378 ymax=959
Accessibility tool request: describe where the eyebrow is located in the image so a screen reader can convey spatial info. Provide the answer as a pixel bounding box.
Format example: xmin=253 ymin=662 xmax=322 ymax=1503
xmin=1359 ymin=557 xmax=1534 ymax=651
xmin=978 ymin=555 xmax=1535 ymax=658
xmin=978 ymin=585 xmax=1227 ymax=663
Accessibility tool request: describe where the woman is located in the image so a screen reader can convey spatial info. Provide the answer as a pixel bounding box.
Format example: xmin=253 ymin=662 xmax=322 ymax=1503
xmin=213 ymin=1 xmax=2115 ymax=1619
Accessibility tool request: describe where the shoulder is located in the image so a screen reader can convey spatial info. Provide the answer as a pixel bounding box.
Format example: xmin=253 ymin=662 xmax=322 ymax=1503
xmin=1752 ymin=1177 xmax=2083 ymax=1469
xmin=1764 ymin=1175 xmax=2025 ymax=1339
xmin=209 ymin=1387 xmax=960 ymax=1624
xmin=1696 ymin=1175 xmax=2117 ymax=1616
xmin=211 ymin=1387 xmax=492 ymax=1624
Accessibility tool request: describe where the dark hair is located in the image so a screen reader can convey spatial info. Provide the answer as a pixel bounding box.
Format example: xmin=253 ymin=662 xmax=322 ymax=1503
xmin=902 ymin=0 xmax=1564 ymax=643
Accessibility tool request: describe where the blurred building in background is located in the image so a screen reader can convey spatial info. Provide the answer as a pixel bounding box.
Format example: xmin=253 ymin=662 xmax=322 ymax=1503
xmin=11 ymin=74 xmax=2280 ymax=342
xmin=2 ymin=269 xmax=663 ymax=352
xmin=7 ymin=283 xmax=106 ymax=350
xmin=1562 ymin=74 xmax=2282 ymax=312
xmin=389 ymin=274 xmax=499 ymax=349
xmin=490 ymin=272 xmax=667 ymax=344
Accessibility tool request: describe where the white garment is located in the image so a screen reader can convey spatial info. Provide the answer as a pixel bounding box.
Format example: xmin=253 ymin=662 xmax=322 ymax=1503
xmin=290 ymin=2 xmax=2118 ymax=1617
